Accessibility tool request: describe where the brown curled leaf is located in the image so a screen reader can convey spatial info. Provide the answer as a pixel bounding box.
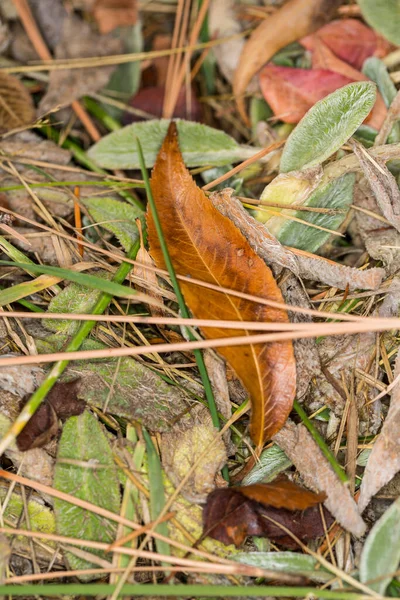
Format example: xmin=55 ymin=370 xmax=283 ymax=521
xmin=147 ymin=122 xmax=296 ymax=446
xmin=233 ymin=0 xmax=342 ymax=124
xmin=203 ymin=477 xmax=330 ymax=548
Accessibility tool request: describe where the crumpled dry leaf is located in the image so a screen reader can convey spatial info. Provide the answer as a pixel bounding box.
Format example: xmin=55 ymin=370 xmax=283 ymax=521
xmin=0 ymin=72 xmax=35 ymax=132
xmin=0 ymin=131 xmax=71 ymax=167
xmin=352 ymin=139 xmax=400 ymax=233
xmin=203 ymin=476 xmax=330 ymax=548
xmin=0 ymin=359 xmax=44 ymax=397
xmin=210 ymin=188 xmax=384 ymax=291
xmin=38 ymin=15 xmax=123 ymax=114
xmin=161 ymin=404 xmax=227 ymax=503
xmin=233 ymin=0 xmax=341 ymax=123
xmin=273 ymin=420 xmax=366 ymax=537
xmin=93 ymin=0 xmax=137 ymax=34
xmin=358 ymin=349 xmax=400 ymax=513
xmin=148 ymin=123 xmax=296 ymax=445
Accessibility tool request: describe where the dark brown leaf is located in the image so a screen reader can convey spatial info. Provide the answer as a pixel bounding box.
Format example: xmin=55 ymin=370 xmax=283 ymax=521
xmin=16 ymin=379 xmax=85 ymax=451
xmin=148 ymin=122 xmax=296 ymax=445
xmin=202 ymin=478 xmax=330 ymax=548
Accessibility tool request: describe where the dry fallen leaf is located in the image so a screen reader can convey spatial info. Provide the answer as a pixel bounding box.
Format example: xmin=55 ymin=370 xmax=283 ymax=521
xmin=352 ymin=139 xmax=400 ymax=233
xmin=358 ymin=351 xmax=400 ymax=513
xmin=16 ymin=379 xmax=85 ymax=451
xmin=273 ymin=420 xmax=366 ymax=537
xmin=148 ymin=123 xmax=296 ymax=446
xmin=233 ymin=0 xmax=341 ymax=123
xmin=38 ymin=15 xmax=123 ymax=114
xmin=203 ymin=476 xmax=330 ymax=548
xmin=0 ymin=71 xmax=35 ymax=132
xmin=93 ymin=0 xmax=137 ymax=35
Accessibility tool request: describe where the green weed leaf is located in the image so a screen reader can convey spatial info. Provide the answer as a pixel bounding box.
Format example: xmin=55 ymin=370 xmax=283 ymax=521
xmin=360 ymin=497 xmax=400 ymax=594
xmin=235 ymin=552 xmax=331 ymax=583
xmin=358 ymin=0 xmax=400 ymax=45
xmin=54 ymin=410 xmax=120 ymax=579
xmin=280 ymin=82 xmax=376 ymax=173
xmin=242 ymin=445 xmax=292 ymax=486
xmin=87 ymin=119 xmax=259 ymax=169
xmin=82 ymin=197 xmax=143 ymax=252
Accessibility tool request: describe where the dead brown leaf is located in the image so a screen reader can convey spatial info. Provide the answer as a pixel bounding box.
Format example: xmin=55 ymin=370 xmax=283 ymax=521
xmin=0 ymin=72 xmax=35 ymax=132
xmin=358 ymin=350 xmax=400 ymax=512
xmin=93 ymin=0 xmax=137 ymax=35
xmin=233 ymin=0 xmax=341 ymax=123
xmin=273 ymin=420 xmax=366 ymax=536
xmin=16 ymin=379 xmax=85 ymax=451
xmin=38 ymin=15 xmax=123 ymax=114
xmin=352 ymin=139 xmax=400 ymax=233
xmin=203 ymin=476 xmax=330 ymax=548
xmin=148 ymin=123 xmax=296 ymax=446
xmin=210 ymin=188 xmax=384 ymax=291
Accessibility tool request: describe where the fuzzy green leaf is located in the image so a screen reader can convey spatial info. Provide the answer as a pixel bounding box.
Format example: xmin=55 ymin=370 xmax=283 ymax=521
xmin=46 ymin=280 xmax=103 ymax=335
xmin=242 ymin=445 xmax=292 ymax=486
xmin=358 ymin=0 xmax=400 ymax=45
xmin=235 ymin=552 xmax=331 ymax=583
xmin=87 ymin=119 xmax=259 ymax=169
xmin=280 ymin=82 xmax=377 ymax=173
xmin=53 ymin=411 xmax=120 ymax=579
xmin=82 ymin=197 xmax=143 ymax=252
xmin=360 ymin=497 xmax=400 ymax=594
xmin=273 ymin=174 xmax=355 ymax=253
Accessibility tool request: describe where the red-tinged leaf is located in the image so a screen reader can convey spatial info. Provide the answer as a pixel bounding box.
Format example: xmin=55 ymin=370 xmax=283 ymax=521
xmin=259 ymin=65 xmax=353 ymax=123
xmin=310 ymin=38 xmax=387 ymax=129
xmin=202 ymin=479 xmax=330 ymax=548
xmin=233 ymin=0 xmax=341 ymax=123
xmin=147 ymin=122 xmax=296 ymax=446
xmin=301 ymin=19 xmax=391 ymax=70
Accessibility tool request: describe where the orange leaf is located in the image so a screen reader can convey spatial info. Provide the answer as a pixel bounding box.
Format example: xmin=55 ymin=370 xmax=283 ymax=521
xmin=233 ymin=0 xmax=342 ymax=124
xmin=240 ymin=477 xmax=326 ymax=511
xmin=147 ymin=123 xmax=296 ymax=446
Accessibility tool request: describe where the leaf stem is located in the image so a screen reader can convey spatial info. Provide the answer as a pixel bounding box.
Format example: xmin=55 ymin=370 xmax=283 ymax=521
xmin=0 ymin=241 xmax=140 ymax=458
xmin=293 ymin=400 xmax=348 ymax=483
xmin=136 ymin=137 xmax=229 ymax=482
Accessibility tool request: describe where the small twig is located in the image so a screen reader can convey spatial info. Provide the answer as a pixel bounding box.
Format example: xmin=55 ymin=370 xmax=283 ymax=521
xmin=202 ymin=140 xmax=284 ymax=190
